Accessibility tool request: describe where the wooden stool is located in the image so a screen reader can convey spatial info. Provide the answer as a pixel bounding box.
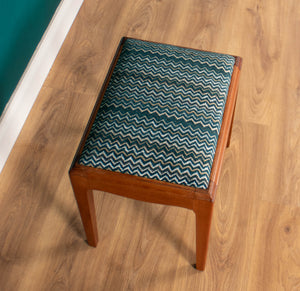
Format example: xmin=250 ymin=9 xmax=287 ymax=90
xmin=69 ymin=37 xmax=242 ymax=271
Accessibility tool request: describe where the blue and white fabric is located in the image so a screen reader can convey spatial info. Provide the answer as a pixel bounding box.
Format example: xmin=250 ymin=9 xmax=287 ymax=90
xmin=79 ymin=39 xmax=235 ymax=189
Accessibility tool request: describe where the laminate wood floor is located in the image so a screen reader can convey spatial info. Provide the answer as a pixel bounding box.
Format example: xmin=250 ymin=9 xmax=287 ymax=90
xmin=0 ymin=0 xmax=299 ymax=290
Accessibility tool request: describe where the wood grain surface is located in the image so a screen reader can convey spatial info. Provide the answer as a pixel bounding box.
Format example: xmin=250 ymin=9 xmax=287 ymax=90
xmin=0 ymin=0 xmax=299 ymax=290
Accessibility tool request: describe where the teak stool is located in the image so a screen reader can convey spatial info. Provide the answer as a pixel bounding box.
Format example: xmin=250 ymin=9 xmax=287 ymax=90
xmin=69 ymin=37 xmax=242 ymax=271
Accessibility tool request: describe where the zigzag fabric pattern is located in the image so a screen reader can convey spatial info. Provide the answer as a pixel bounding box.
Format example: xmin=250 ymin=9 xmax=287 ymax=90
xmin=79 ymin=39 xmax=235 ymax=189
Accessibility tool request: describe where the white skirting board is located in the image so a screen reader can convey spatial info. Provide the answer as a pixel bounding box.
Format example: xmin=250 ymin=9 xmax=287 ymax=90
xmin=0 ymin=0 xmax=84 ymax=173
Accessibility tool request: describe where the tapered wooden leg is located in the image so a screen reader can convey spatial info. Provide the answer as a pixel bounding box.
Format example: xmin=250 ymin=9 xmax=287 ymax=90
xmin=69 ymin=173 xmax=98 ymax=247
xmin=193 ymin=200 xmax=214 ymax=271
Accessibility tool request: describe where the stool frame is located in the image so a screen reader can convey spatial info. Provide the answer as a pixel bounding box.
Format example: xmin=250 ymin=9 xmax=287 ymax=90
xmin=69 ymin=37 xmax=242 ymax=271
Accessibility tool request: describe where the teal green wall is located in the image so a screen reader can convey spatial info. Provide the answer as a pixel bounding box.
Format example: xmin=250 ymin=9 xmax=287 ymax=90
xmin=0 ymin=0 xmax=61 ymax=116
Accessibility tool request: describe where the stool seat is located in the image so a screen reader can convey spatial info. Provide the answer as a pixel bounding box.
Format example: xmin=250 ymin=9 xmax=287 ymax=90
xmin=78 ymin=39 xmax=235 ymax=189
xmin=69 ymin=37 xmax=242 ymax=271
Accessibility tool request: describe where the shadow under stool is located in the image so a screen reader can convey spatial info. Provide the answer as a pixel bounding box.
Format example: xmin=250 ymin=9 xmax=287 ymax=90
xmin=69 ymin=37 xmax=242 ymax=271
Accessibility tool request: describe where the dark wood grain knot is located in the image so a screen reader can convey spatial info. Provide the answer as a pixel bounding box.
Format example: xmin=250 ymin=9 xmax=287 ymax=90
xmin=284 ymin=225 xmax=291 ymax=234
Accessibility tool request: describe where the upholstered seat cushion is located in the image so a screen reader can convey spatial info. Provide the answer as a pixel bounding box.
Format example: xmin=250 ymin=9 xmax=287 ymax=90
xmin=78 ymin=39 xmax=235 ymax=189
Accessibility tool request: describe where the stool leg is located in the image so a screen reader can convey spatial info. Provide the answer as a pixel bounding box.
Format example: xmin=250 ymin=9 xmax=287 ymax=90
xmin=193 ymin=200 xmax=214 ymax=271
xmin=70 ymin=174 xmax=98 ymax=247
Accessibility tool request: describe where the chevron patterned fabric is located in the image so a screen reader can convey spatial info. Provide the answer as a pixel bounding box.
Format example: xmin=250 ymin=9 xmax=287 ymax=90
xmin=78 ymin=39 xmax=235 ymax=189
